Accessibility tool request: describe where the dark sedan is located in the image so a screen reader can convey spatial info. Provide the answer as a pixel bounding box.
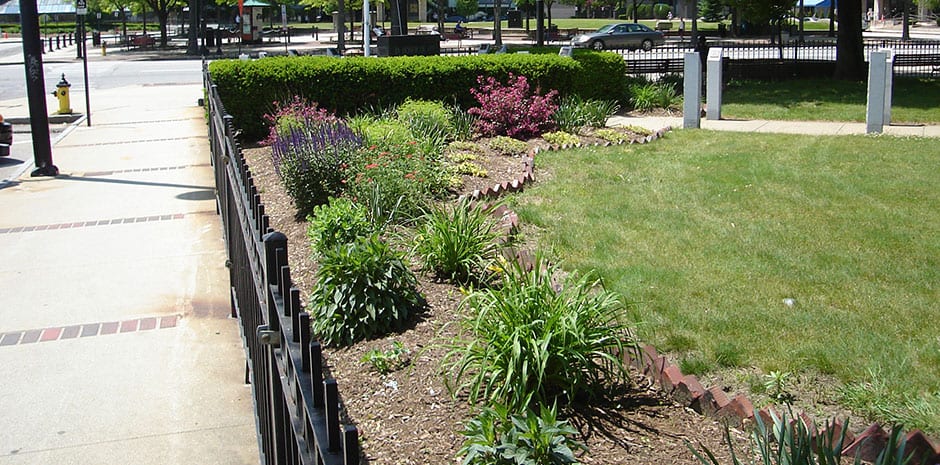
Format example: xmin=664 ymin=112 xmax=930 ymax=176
xmin=571 ymin=23 xmax=665 ymax=51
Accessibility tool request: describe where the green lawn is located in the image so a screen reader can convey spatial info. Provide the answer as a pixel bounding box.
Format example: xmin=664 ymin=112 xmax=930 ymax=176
xmin=513 ymin=130 xmax=940 ymax=432
xmin=722 ymin=78 xmax=940 ymax=124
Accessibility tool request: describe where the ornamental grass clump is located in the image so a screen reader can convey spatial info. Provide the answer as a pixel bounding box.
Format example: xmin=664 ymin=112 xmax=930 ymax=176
xmin=468 ymin=74 xmax=559 ymax=140
xmin=270 ymin=120 xmax=362 ymax=216
xmin=553 ymin=95 xmax=621 ymax=133
xmin=413 ymin=198 xmax=504 ymax=286
xmin=444 ymin=254 xmax=637 ymax=412
xmin=308 ymin=234 xmax=425 ymax=347
xmin=629 ymin=80 xmax=681 ymax=112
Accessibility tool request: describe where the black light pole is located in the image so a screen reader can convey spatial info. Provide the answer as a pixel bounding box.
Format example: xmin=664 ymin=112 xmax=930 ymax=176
xmin=535 ymin=0 xmax=544 ymax=45
xmin=19 ymin=0 xmax=58 ymax=177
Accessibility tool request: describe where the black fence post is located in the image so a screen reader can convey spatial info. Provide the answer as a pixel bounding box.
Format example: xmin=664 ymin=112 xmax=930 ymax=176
xmin=310 ymin=342 xmax=324 ymax=406
xmin=343 ymin=426 xmax=359 ymax=465
xmin=299 ymin=312 xmax=311 ymax=372
xmin=325 ymin=379 xmax=341 ymax=452
xmin=291 ymin=288 xmax=302 ymax=342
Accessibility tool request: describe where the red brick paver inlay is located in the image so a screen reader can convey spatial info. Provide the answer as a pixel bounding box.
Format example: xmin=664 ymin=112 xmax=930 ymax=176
xmin=0 ymin=315 xmax=181 ymax=347
xmin=0 ymin=210 xmax=216 ymax=235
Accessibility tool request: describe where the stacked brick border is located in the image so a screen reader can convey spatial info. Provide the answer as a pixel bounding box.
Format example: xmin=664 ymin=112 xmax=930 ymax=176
xmin=461 ymin=126 xmax=940 ymax=465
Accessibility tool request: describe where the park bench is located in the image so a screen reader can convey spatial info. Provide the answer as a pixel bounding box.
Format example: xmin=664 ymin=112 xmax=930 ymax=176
xmin=625 ymin=58 xmax=684 ymax=75
xmin=891 ymin=53 xmax=940 ymax=75
xmin=129 ymin=34 xmax=155 ymax=48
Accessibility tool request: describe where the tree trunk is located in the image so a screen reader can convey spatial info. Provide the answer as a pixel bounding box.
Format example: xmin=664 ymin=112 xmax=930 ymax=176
xmin=902 ymin=0 xmax=910 ymax=40
xmin=834 ymin=0 xmax=865 ymax=80
xmin=158 ymin=10 xmax=169 ymax=46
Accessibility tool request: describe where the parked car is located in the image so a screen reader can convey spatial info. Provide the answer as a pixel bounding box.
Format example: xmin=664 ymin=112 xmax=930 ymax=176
xmin=570 ymin=23 xmax=665 ymax=51
xmin=0 ymin=114 xmax=11 ymax=158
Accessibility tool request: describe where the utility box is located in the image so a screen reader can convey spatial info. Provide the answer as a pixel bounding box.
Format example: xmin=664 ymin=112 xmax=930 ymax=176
xmin=377 ymin=34 xmax=440 ymax=56
xmin=507 ymin=10 xmax=522 ymax=28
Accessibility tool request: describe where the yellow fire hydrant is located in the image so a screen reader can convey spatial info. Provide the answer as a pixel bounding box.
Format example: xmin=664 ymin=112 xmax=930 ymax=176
xmin=50 ymin=74 xmax=72 ymax=114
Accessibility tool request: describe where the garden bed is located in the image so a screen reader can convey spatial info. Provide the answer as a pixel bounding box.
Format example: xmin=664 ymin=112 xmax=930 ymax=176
xmin=240 ymin=123 xmax=754 ymax=463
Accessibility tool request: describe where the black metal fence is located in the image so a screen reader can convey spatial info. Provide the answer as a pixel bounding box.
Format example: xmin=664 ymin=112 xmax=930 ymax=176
xmin=613 ymin=38 xmax=940 ymax=78
xmin=203 ymin=62 xmax=360 ymax=465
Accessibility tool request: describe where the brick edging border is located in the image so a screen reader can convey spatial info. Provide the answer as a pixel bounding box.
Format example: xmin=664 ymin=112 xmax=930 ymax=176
xmin=626 ymin=344 xmax=940 ymax=464
xmin=461 ymin=126 xmax=940 ymax=465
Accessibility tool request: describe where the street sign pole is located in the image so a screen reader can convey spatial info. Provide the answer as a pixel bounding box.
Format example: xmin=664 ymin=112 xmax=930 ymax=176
xmin=19 ymin=0 xmax=58 ymax=177
xmin=77 ymin=0 xmax=92 ymax=126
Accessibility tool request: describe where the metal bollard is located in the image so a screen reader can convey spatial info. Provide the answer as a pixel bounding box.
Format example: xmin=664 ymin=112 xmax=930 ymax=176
xmin=48 ymin=36 xmax=53 ymax=52
xmin=56 ymin=35 xmax=61 ymax=49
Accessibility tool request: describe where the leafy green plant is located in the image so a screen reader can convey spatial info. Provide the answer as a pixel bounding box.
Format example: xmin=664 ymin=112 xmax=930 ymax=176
xmin=456 ymin=162 xmax=488 ymax=177
xmin=488 ymin=136 xmax=528 ymax=157
xmin=361 ymin=341 xmax=411 ymax=374
xmin=307 ymin=197 xmax=375 ymax=256
xmin=449 ymin=152 xmax=479 ymax=163
xmin=396 ymin=99 xmax=455 ymax=154
xmin=542 ymin=132 xmax=581 ymax=146
xmin=690 ymin=408 xmax=922 ymax=465
xmin=688 ymin=409 xmax=825 ymax=465
xmin=346 ymin=142 xmax=453 ymax=222
xmin=413 ymin=198 xmax=503 ymax=285
xmin=459 ymin=404 xmax=585 ymax=465
xmin=763 ymin=371 xmax=796 ymax=405
xmin=354 ymin=118 xmax=416 ymax=149
xmin=451 ymin=104 xmax=480 ymax=141
xmin=308 ymin=234 xmax=425 ymax=347
xmin=678 ymin=353 xmax=712 ymax=376
xmin=629 ymin=81 xmax=681 ymax=112
xmin=443 ymin=253 xmax=637 ymax=411
xmin=553 ymin=95 xmax=620 ymax=132
xmin=591 ymin=128 xmax=628 ymax=143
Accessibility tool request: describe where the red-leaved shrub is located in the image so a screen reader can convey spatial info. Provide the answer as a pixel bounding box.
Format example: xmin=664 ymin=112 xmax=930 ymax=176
xmin=468 ymin=74 xmax=559 ymax=140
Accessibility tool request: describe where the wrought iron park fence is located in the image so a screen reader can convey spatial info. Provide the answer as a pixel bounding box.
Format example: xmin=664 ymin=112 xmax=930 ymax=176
xmin=203 ymin=62 xmax=360 ymax=465
xmin=612 ymin=38 xmax=940 ymax=78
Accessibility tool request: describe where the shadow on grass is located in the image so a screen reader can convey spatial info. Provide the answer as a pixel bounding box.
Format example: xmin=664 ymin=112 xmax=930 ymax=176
xmin=722 ymin=77 xmax=940 ymax=121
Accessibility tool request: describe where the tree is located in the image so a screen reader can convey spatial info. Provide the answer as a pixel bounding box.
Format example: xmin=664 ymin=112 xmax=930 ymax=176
xmin=835 ymin=0 xmax=865 ymax=79
xmin=724 ymin=0 xmax=790 ymax=35
xmin=96 ymin=0 xmax=135 ymax=37
xmin=140 ymin=0 xmax=183 ymax=46
xmin=699 ymin=0 xmax=724 ymax=21
xmin=456 ymin=0 xmax=477 ymax=17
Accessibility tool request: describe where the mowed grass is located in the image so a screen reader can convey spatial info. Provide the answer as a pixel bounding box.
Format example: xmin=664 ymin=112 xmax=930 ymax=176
xmin=722 ymin=78 xmax=940 ymax=124
xmin=513 ymin=130 xmax=940 ymax=432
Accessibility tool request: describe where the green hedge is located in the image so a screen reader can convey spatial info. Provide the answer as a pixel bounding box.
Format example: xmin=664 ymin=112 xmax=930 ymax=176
xmin=208 ymin=51 xmax=626 ymax=142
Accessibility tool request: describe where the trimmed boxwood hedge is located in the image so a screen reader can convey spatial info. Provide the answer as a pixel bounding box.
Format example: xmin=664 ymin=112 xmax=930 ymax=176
xmin=207 ymin=51 xmax=627 ymax=142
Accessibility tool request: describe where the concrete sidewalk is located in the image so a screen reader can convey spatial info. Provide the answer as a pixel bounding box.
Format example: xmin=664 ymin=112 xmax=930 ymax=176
xmin=609 ymin=114 xmax=940 ymax=137
xmin=0 ymin=85 xmax=259 ymax=464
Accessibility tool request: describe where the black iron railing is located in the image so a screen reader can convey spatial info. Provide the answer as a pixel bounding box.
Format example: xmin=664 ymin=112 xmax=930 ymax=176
xmin=203 ymin=62 xmax=360 ymax=465
xmin=612 ymin=38 xmax=940 ymax=78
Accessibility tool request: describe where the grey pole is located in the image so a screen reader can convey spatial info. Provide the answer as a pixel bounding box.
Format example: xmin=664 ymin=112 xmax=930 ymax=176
xmin=866 ymin=50 xmax=888 ymax=134
xmin=683 ymin=52 xmax=702 ymax=129
xmin=706 ymin=47 xmax=723 ymax=121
